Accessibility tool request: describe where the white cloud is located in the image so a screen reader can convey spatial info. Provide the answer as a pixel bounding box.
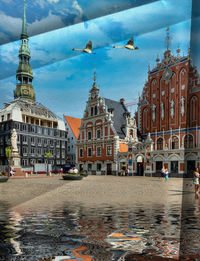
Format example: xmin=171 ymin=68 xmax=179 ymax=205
xmin=0 ymin=11 xmax=21 ymax=38
xmin=28 ymin=11 xmax=65 ymax=35
xmin=0 ymin=43 xmax=19 ymax=65
xmin=47 ymin=0 xmax=60 ymax=3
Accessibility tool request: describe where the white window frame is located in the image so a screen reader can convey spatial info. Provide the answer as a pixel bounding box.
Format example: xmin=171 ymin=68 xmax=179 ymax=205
xmin=106 ymin=145 xmax=112 ymax=156
xmin=96 ymin=146 xmax=101 ymax=157
xmin=87 ymin=147 xmax=92 ymax=157
xmin=96 ymin=129 xmax=101 ymax=139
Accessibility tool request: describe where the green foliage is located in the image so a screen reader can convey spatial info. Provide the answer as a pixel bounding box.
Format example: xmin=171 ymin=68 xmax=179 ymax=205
xmin=45 ymin=151 xmax=52 ymax=159
xmin=5 ymin=147 xmax=11 ymax=159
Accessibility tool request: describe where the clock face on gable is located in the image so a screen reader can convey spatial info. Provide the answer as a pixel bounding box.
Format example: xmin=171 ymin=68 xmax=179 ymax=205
xmin=162 ymin=68 xmax=172 ymax=82
xmin=23 ymin=89 xmax=29 ymax=95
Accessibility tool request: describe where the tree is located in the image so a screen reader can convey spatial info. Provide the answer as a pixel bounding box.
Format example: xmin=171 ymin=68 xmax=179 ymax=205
xmin=5 ymin=147 xmax=11 ymax=177
xmin=45 ymin=151 xmax=52 ymax=176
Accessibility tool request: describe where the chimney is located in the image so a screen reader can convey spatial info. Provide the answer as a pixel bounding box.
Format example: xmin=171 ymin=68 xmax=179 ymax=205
xmin=120 ymin=98 xmax=125 ymax=105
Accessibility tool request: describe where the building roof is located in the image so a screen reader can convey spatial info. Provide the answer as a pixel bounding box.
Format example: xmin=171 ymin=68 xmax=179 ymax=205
xmin=64 ymin=115 xmax=82 ymax=139
xmin=119 ymin=143 xmax=128 ymax=153
xmin=104 ymin=98 xmax=129 ymax=139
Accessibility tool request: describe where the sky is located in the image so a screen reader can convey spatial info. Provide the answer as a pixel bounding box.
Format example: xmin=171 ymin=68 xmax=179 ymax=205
xmin=0 ymin=0 xmax=194 ymax=119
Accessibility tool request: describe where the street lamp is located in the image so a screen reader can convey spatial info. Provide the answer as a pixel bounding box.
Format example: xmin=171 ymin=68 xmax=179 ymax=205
xmin=5 ymin=145 xmax=11 ymax=178
xmin=45 ymin=151 xmax=52 ymax=176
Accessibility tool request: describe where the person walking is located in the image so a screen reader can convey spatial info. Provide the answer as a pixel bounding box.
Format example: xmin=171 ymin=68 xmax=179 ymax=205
xmin=193 ymin=167 xmax=200 ymax=195
xmin=164 ymin=167 xmax=169 ymax=181
xmin=161 ymin=166 xmax=165 ymax=181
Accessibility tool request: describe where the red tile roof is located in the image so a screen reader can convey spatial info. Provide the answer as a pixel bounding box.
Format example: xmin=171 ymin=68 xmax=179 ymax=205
xmin=64 ymin=115 xmax=82 ymax=139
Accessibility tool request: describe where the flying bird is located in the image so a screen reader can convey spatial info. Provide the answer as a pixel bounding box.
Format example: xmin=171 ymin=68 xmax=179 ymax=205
xmin=113 ymin=37 xmax=139 ymax=50
xmin=72 ymin=40 xmax=95 ymax=54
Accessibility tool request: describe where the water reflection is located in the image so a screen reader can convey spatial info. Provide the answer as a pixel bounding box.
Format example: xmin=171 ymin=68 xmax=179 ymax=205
xmin=0 ymin=202 xmax=186 ymax=261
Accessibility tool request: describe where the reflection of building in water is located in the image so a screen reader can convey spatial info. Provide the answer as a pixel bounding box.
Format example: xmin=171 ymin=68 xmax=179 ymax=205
xmin=132 ymin=29 xmax=200 ymax=177
xmin=0 ymin=1 xmax=67 ymax=172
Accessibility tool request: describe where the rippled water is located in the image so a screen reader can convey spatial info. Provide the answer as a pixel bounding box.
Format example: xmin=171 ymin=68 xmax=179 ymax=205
xmin=0 ymin=202 xmax=185 ymax=261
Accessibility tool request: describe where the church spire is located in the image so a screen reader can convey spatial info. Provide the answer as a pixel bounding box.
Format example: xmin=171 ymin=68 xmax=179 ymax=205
xmin=166 ymin=27 xmax=171 ymax=50
xmin=14 ymin=0 xmax=35 ymax=102
xmin=21 ymin=0 xmax=28 ymax=40
xmin=89 ymin=65 xmax=99 ymax=99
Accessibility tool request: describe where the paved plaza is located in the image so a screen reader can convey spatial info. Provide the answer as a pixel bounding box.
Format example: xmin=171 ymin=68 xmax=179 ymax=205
xmin=0 ymin=175 xmax=195 ymax=210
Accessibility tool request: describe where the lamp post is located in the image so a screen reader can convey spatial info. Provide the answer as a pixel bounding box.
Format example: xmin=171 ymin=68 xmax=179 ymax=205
xmin=45 ymin=151 xmax=52 ymax=176
xmin=5 ymin=145 xmax=11 ymax=178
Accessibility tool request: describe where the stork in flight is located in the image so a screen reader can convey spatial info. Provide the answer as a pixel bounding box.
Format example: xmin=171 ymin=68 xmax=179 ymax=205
xmin=113 ymin=37 xmax=139 ymax=50
xmin=72 ymin=40 xmax=95 ymax=54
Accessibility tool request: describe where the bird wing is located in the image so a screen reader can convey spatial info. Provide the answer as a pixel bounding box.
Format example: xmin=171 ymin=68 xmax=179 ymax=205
xmin=127 ymin=37 xmax=133 ymax=45
xmin=86 ymin=40 xmax=92 ymax=50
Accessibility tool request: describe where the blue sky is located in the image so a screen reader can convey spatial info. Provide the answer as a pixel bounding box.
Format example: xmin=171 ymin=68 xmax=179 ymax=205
xmin=0 ymin=0 xmax=193 ymax=119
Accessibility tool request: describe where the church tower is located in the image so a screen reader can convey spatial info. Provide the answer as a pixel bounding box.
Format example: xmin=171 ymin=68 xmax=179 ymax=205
xmin=14 ymin=0 xmax=35 ymax=102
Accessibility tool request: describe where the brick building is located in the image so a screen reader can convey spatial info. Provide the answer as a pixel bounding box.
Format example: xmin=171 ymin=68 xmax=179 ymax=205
xmin=76 ymin=72 xmax=138 ymax=175
xmin=132 ymin=32 xmax=200 ymax=177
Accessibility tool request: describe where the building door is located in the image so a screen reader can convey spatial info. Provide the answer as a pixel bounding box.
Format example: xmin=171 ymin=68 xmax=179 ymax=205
xmin=107 ymin=163 xmax=112 ymax=175
xmin=187 ymin=160 xmax=195 ymax=175
xmin=156 ymin=161 xmax=163 ymax=173
xmin=171 ymin=161 xmax=178 ymax=173
xmin=137 ymin=163 xmax=144 ymax=176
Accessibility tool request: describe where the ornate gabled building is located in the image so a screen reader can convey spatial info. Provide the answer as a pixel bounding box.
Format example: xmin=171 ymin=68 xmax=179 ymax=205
xmin=76 ymin=70 xmax=138 ymax=175
xmin=0 ymin=1 xmax=67 ymax=172
xmin=133 ymin=30 xmax=200 ymax=177
xmin=63 ymin=115 xmax=82 ymax=166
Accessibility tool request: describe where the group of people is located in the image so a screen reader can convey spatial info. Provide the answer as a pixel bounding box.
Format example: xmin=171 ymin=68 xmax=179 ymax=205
xmin=161 ymin=166 xmax=169 ymax=181
xmin=120 ymin=168 xmax=131 ymax=176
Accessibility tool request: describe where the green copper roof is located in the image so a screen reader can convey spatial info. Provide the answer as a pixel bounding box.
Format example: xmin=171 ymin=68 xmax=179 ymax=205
xmin=21 ymin=0 xmax=28 ymax=40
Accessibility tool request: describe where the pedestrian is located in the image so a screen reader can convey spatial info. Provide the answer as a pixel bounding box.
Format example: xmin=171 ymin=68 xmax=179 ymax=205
xmin=60 ymin=167 xmax=63 ymax=174
xmin=164 ymin=167 xmax=169 ymax=181
xmin=161 ymin=166 xmax=165 ymax=181
xmin=127 ymin=168 xmax=130 ymax=176
xmin=10 ymin=166 xmax=15 ymax=176
xmin=193 ymin=167 xmax=199 ymax=195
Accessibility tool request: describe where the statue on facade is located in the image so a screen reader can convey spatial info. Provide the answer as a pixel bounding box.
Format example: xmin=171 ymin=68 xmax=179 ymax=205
xmin=160 ymin=103 xmax=164 ymax=120
xmin=170 ymin=99 xmax=174 ymax=118
xmin=181 ymin=96 xmax=185 ymax=116
xmin=11 ymin=129 xmax=18 ymax=152
xmin=152 ymin=104 xmax=156 ymax=121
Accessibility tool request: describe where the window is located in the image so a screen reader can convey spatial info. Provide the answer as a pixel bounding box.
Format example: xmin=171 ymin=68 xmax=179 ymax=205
xmin=22 ymin=159 xmax=28 ymax=166
xmin=97 ymin=163 xmax=101 ymax=171
xmin=88 ymin=131 xmax=92 ymax=140
xmin=88 ymin=163 xmax=92 ymax=171
xmin=23 ymin=136 xmax=27 ymax=143
xmin=22 ymin=147 xmax=28 ymax=155
xmin=44 ymin=139 xmax=47 ymax=146
xmin=79 ymin=148 xmax=83 ymax=157
xmin=97 ymin=147 xmax=101 ymax=157
xmin=171 ymin=136 xmax=179 ymax=149
xmin=95 ymin=106 xmax=98 ymax=115
xmin=62 ymin=150 xmax=65 ymax=158
xmin=91 ymin=107 xmax=94 ymax=116
xmin=56 ymin=140 xmax=60 ymax=147
xmin=31 ymin=147 xmax=35 ymax=154
xmin=68 ymin=146 xmax=70 ymax=151
xmin=62 ymin=141 xmax=65 ymax=148
xmin=107 ymin=146 xmax=112 ymax=156
xmin=184 ymin=134 xmax=194 ymax=148
xmin=157 ymin=138 xmax=163 ymax=150
xmin=38 ymin=138 xmax=42 ymax=146
xmin=56 ymin=149 xmax=60 ymax=158
xmin=1 ymin=115 xmax=4 ymax=122
xmin=31 ymin=137 xmax=35 ymax=144
xmin=97 ymin=129 xmax=101 ymax=139
xmin=37 ymin=148 xmax=42 ymax=155
xmin=88 ymin=148 xmax=92 ymax=157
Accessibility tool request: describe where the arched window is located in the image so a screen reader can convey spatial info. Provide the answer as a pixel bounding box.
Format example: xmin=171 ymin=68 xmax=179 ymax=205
xmin=190 ymin=96 xmax=198 ymax=124
xmin=157 ymin=138 xmax=163 ymax=150
xmin=184 ymin=134 xmax=194 ymax=148
xmin=171 ymin=136 xmax=179 ymax=149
